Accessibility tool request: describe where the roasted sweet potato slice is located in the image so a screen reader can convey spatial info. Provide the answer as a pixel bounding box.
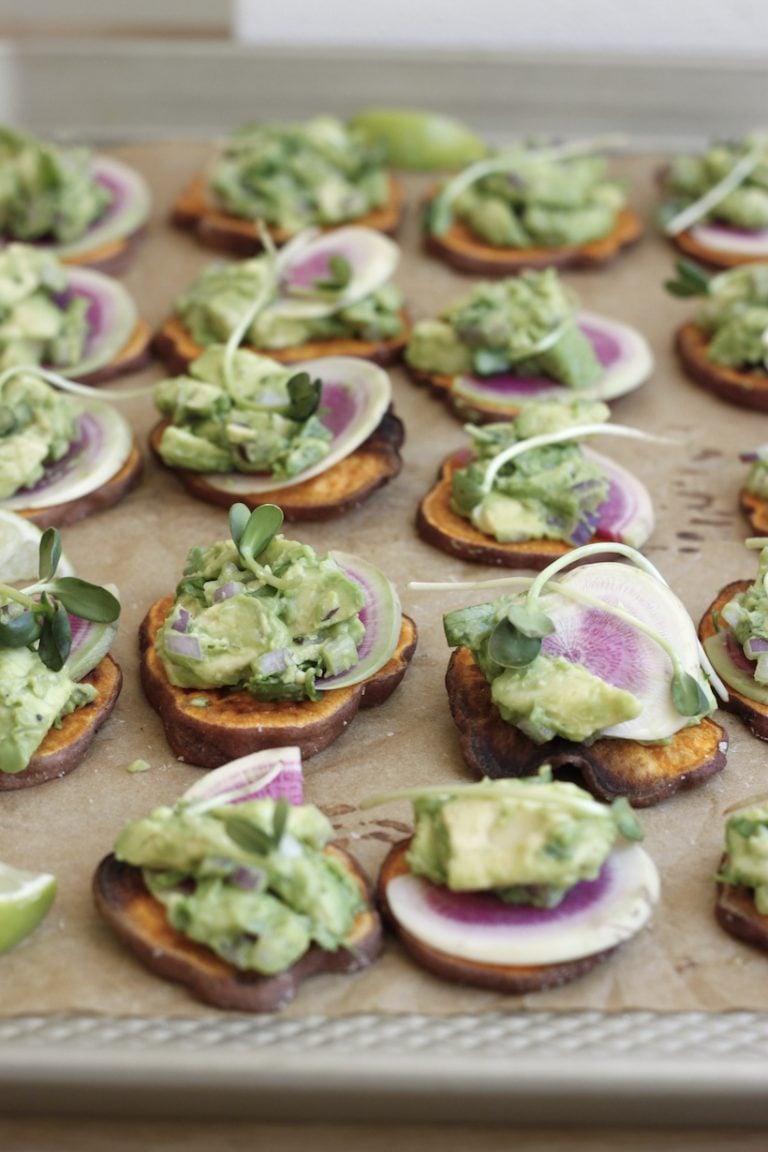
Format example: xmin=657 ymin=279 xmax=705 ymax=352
xmin=378 ymin=838 xmax=612 ymax=993
xmin=698 ymin=580 xmax=768 ymax=741
xmin=423 ymin=200 xmax=643 ymax=276
xmin=446 ymin=647 xmax=727 ymax=806
xmin=0 ymin=655 xmax=123 ymax=791
xmin=670 ymin=227 xmax=767 ymax=270
xmin=152 ymin=313 xmax=410 ymax=376
xmin=139 ymin=597 xmax=418 ymax=768
xmin=676 ymin=322 xmax=768 ymax=410
xmin=94 ymin=844 xmax=382 ymax=1011
xmin=17 ymin=438 xmax=143 ymax=530
xmin=716 ymin=864 xmax=768 ymax=954
xmin=148 ymin=413 xmax=403 ymax=521
xmin=172 ymin=175 xmax=404 ymax=255
xmin=740 ymin=489 xmax=768 ymax=535
xmin=418 ymin=450 xmax=581 ymax=569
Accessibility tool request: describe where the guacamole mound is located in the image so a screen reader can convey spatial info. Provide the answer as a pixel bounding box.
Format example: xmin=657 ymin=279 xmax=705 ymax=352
xmin=115 ymin=798 xmax=365 ymax=974
xmin=210 ymin=116 xmax=390 ymax=232
xmin=0 ymin=369 xmax=78 ymax=498
xmin=405 ymin=269 xmax=602 ymax=387
xmin=690 ymin=265 xmax=768 ymax=372
xmin=440 ymin=145 xmax=626 ymax=250
xmin=154 ymin=347 xmax=332 ymax=478
xmin=719 ymin=541 xmax=768 ymax=685
xmin=406 ymin=774 xmax=642 ymax=907
xmin=450 ymin=399 xmax=611 ymax=544
xmin=0 ymin=127 xmax=111 ymax=244
xmin=0 ymin=244 xmax=90 ymax=372
xmin=662 ymin=136 xmax=768 ymax=232
xmin=158 ymin=530 xmax=365 ymax=701
xmin=719 ymin=802 xmax=768 ymax=914
xmin=175 ymin=254 xmax=404 ymax=351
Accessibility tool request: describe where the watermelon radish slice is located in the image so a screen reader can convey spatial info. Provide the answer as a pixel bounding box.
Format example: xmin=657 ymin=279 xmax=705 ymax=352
xmin=383 ymin=841 xmax=658 ymax=967
xmin=318 ymin=551 xmax=402 ymax=691
xmin=584 ymin=447 xmax=654 ymax=549
xmin=451 ymin=311 xmax=652 ymax=416
xmin=270 ymin=226 xmax=400 ymax=320
xmin=56 ymin=266 xmax=139 ymax=379
xmin=65 ymin=603 xmax=120 ymax=683
xmin=43 ymin=155 xmax=151 ymax=264
xmin=195 ymin=356 xmax=391 ymax=496
xmin=539 ymin=562 xmax=711 ymax=741
xmin=182 ymin=746 xmax=305 ymax=810
xmin=2 ymin=397 xmax=133 ymax=511
xmin=688 ymin=222 xmax=768 ymax=258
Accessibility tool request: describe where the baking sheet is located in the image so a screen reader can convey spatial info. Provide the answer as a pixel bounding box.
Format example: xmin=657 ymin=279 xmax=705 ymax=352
xmin=2 ymin=141 xmax=768 ymax=1120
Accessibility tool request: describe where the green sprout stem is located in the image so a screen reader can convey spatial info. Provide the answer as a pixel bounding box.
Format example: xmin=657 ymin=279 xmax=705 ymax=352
xmin=222 ymin=225 xmax=278 ymax=390
xmin=479 ymin=423 xmax=677 ymax=498
xmin=431 ymin=133 xmax=626 ymax=232
xmin=664 ymin=144 xmax=764 ymax=236
xmin=0 ymin=362 xmax=154 ymax=400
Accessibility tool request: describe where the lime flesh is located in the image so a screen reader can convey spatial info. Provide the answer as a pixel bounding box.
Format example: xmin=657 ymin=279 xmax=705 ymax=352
xmin=0 ymin=861 xmax=57 ymax=954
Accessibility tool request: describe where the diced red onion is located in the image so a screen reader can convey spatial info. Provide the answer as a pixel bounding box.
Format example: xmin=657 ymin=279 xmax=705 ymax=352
xmin=230 ymin=866 xmax=266 ymax=891
xmin=171 ymin=607 xmax=191 ymax=633
xmin=257 ymin=648 xmax=290 ymax=676
xmin=745 ymin=636 xmax=768 ymax=658
xmin=164 ymin=631 xmax=203 ymax=660
xmin=213 ymin=581 xmax=245 ymax=602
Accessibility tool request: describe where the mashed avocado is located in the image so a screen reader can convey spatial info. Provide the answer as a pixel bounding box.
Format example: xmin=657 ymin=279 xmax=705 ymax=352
xmin=0 ymin=646 xmax=96 ymax=775
xmin=0 ymin=244 xmax=90 ymax=372
xmin=174 ymin=254 xmax=404 ymax=351
xmin=444 ymin=592 xmax=642 ymax=745
xmin=450 ymin=399 xmax=611 ymax=544
xmin=405 ymin=774 xmax=642 ymax=907
xmin=405 ymin=270 xmax=602 ymax=387
xmin=154 ymin=347 xmax=332 ymax=478
xmin=115 ymin=798 xmax=364 ymax=974
xmin=719 ymin=802 xmax=768 ymax=914
xmin=436 ymin=146 xmax=625 ymax=249
xmin=718 ymin=541 xmax=768 ymax=685
xmin=210 ymin=116 xmax=389 ymax=232
xmin=0 ymin=127 xmax=111 ymax=244
xmin=661 ymin=136 xmax=768 ymax=232
xmin=687 ymin=265 xmax=768 ymax=372
xmin=158 ymin=529 xmax=365 ymax=700
xmin=0 ymin=369 xmax=78 ymax=498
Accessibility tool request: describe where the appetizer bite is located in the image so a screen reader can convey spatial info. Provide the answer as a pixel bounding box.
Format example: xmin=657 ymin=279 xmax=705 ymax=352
xmin=0 ymin=365 xmax=142 ymax=528
xmin=416 ymin=543 xmax=728 ymax=806
xmin=139 ymin=503 xmax=417 ymax=768
xmin=660 ymin=134 xmax=768 ymax=268
xmin=0 ymin=127 xmax=150 ymax=273
xmin=0 ymin=244 xmax=150 ymax=384
xmin=423 ymin=137 xmax=642 ymax=276
xmin=0 ymin=524 xmax=122 ymax=789
xmin=149 ymin=346 xmax=402 ymax=520
xmin=405 ymin=269 xmax=652 ymax=422
xmin=668 ymin=260 xmax=768 ymax=410
xmin=372 ymin=773 xmax=659 ymax=993
xmin=739 ymin=445 xmax=768 ymax=533
xmin=715 ymin=798 xmax=768 ymax=953
xmin=172 ymin=116 xmax=403 ymax=255
xmin=94 ymin=748 xmax=382 ymax=1010
xmin=699 ymin=538 xmax=768 ymax=741
xmin=153 ymin=226 xmax=408 ymax=374
xmin=417 ymin=400 xmax=655 ymax=568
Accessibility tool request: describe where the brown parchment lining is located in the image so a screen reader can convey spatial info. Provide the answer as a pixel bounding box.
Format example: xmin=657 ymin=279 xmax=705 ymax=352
xmin=1 ymin=142 xmax=765 ymax=1020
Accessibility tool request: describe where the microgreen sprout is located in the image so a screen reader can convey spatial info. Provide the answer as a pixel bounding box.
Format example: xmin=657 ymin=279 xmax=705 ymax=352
xmin=0 ymin=526 xmax=120 ymax=672
xmin=428 ymin=133 xmax=626 ymax=236
xmin=228 ymin=502 xmax=284 ymax=571
xmin=0 ymin=361 xmax=154 ymax=401
xmin=223 ymin=797 xmax=290 ymax=855
xmin=664 ymin=258 xmax=713 ymax=299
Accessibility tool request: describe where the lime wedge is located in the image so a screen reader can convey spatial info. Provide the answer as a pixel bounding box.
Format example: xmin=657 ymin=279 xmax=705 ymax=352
xmin=349 ymin=107 xmax=488 ymax=170
xmin=0 ymin=510 xmax=74 ymax=582
xmin=0 ymin=861 xmax=57 ymax=954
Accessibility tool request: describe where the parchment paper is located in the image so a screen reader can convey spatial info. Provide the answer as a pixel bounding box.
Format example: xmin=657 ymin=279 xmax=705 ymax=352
xmin=1 ymin=142 xmax=764 ymax=1019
